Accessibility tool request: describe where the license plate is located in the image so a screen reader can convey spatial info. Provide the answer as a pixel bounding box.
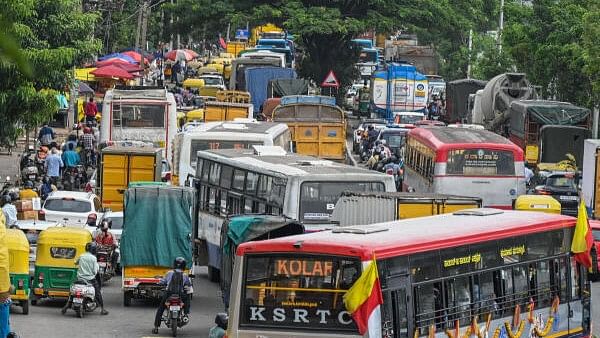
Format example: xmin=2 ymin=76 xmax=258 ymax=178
xmin=28 ymin=175 xmax=36 ymax=179
xmin=559 ymin=195 xmax=578 ymax=201
xmin=98 ymin=262 xmax=106 ymax=267
xmin=169 ymin=305 xmax=180 ymax=311
xmin=73 ymin=297 xmax=83 ymax=303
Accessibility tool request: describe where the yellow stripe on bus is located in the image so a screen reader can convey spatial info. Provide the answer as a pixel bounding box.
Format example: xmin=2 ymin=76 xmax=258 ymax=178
xmin=545 ymin=327 xmax=582 ymax=338
xmin=246 ymin=285 xmax=347 ymax=293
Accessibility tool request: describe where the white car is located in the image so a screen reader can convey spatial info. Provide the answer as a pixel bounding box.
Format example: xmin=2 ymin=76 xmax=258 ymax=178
xmin=41 ymin=191 xmax=103 ymax=226
xmin=14 ymin=219 xmax=61 ymax=274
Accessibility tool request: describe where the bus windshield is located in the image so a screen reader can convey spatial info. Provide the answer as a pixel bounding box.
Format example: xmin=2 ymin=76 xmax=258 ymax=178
xmin=241 ymin=254 xmax=360 ymax=332
xmin=300 ymin=182 xmax=384 ymax=222
xmin=359 ymin=50 xmax=378 ymax=63
xmin=446 ymin=149 xmax=515 ymax=176
xmin=113 ymin=103 xmax=166 ymax=128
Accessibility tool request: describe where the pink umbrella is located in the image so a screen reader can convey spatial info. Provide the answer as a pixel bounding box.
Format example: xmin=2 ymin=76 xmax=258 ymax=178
xmin=184 ymin=49 xmax=199 ymax=58
xmin=165 ymin=49 xmax=195 ymax=61
xmin=90 ymin=65 xmax=135 ymax=80
xmin=122 ymin=51 xmax=149 ymax=64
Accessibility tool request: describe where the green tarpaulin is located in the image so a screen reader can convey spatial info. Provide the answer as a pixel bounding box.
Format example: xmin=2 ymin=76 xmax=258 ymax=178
xmin=509 ymin=100 xmax=590 ymax=138
xmin=120 ymin=186 xmax=195 ymax=268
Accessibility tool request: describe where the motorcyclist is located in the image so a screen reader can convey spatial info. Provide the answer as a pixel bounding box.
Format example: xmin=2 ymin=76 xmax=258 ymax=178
xmin=19 ymin=181 xmax=38 ymax=200
xmin=94 ymin=219 xmax=118 ymax=268
xmin=152 ymin=257 xmax=192 ymax=334
xmin=37 ymin=124 xmax=55 ymax=146
xmin=79 ymin=127 xmax=96 ymax=168
xmin=62 ymin=143 xmax=80 ymax=169
xmin=39 ymin=177 xmax=53 ymax=200
xmin=208 ymin=313 xmax=228 ymax=338
xmin=61 ymin=242 xmax=108 ymax=315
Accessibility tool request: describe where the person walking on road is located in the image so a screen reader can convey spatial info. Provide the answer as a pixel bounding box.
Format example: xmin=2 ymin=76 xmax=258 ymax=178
xmin=84 ymin=97 xmax=98 ymax=124
xmin=38 ymin=123 xmax=55 ymax=146
xmin=1 ymin=195 xmax=17 ymax=228
xmin=45 ymin=147 xmax=64 ymax=185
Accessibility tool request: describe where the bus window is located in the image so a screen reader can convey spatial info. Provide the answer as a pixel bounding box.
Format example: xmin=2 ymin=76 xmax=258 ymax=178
xmin=473 ymin=272 xmax=497 ymax=316
xmin=246 ymin=172 xmax=259 ymax=193
xmin=232 ymin=169 xmax=246 ymax=191
xmin=446 ymin=149 xmax=515 ymax=176
xmin=512 ymin=265 xmax=529 ymax=308
xmin=299 ymin=182 xmax=384 ymax=222
xmin=241 ymin=255 xmax=360 ymax=332
xmin=113 ymin=104 xmax=166 ymax=128
xmin=443 ymin=276 xmax=471 ymax=324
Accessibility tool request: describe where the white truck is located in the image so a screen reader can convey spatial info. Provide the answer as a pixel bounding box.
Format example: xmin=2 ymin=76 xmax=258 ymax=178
xmin=582 ymin=139 xmax=600 ymax=219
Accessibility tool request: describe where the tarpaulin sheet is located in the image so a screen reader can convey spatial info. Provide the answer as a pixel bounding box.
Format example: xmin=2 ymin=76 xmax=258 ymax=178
xmin=510 ymin=100 xmax=590 ymax=137
xmin=120 ymin=186 xmax=194 ymax=268
xmin=268 ymin=78 xmax=309 ymax=98
xmin=245 ymin=67 xmax=296 ymax=112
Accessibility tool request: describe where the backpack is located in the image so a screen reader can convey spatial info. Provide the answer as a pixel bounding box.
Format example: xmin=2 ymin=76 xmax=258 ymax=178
xmin=167 ymin=270 xmax=184 ymax=294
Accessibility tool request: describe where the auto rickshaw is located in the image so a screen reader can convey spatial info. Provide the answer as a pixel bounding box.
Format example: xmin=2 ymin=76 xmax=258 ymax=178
xmin=514 ymin=195 xmax=561 ymax=214
xmin=6 ymin=229 xmax=30 ymax=314
xmin=31 ymin=227 xmax=92 ymax=305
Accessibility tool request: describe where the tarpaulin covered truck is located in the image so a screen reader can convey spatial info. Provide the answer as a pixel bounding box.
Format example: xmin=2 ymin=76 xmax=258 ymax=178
xmin=120 ymin=184 xmax=194 ymax=306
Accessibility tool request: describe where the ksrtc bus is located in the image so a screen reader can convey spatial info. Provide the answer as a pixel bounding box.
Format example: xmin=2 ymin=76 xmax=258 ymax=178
xmin=403 ymin=127 xmax=525 ymax=208
xmin=228 ymin=209 xmax=590 ymax=338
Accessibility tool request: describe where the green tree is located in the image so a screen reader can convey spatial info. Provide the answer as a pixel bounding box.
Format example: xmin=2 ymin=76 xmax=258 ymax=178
xmin=0 ymin=0 xmax=101 ymax=145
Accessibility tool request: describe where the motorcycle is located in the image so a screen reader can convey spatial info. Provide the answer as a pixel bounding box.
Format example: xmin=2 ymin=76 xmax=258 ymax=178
xmin=96 ymin=245 xmax=115 ymax=283
xmin=383 ymin=159 xmax=404 ymax=192
xmin=64 ymin=280 xmax=98 ymax=318
xmin=161 ymin=294 xmax=189 ymax=337
xmin=62 ymin=165 xmax=87 ymax=191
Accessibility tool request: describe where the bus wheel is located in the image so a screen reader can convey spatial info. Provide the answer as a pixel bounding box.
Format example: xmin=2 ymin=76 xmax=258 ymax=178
xmin=207 ymin=266 xmax=220 ymax=283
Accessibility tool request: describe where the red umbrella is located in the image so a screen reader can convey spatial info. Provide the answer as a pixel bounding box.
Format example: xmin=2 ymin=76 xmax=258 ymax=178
xmin=165 ymin=49 xmax=195 ymax=61
xmin=184 ymin=49 xmax=199 ymax=58
xmin=96 ymin=58 xmax=135 ymax=67
xmin=90 ymin=65 xmax=134 ymax=80
xmin=114 ymin=62 xmax=143 ymax=73
xmin=122 ymin=51 xmax=149 ymax=64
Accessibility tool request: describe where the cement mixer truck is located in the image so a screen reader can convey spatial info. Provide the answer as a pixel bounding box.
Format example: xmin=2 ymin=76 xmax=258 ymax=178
xmin=471 ymin=73 xmax=537 ymax=133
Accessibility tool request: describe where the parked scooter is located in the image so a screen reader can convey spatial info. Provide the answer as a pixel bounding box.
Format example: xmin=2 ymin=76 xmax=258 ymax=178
xmin=161 ymin=293 xmax=190 ymax=337
xmin=63 ymin=280 xmax=98 ymax=318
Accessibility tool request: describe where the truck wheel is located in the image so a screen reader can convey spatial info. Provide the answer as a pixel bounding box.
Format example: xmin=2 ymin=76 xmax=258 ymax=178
xmin=124 ymin=291 xmax=132 ymax=307
xmin=207 ymin=266 xmax=220 ymax=283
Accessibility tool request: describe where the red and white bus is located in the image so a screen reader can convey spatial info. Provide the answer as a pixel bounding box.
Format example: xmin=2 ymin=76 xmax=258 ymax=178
xmin=403 ymin=127 xmax=525 ymax=208
xmin=226 ymin=209 xmax=591 ymax=338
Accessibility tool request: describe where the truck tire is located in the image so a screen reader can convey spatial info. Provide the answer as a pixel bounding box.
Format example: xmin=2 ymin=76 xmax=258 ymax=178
xmin=124 ymin=291 xmax=132 ymax=307
xmin=207 ymin=266 xmax=220 ymax=283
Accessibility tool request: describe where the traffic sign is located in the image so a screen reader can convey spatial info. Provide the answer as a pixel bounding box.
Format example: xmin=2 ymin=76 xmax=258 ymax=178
xmin=321 ymin=70 xmax=340 ymax=88
xmin=235 ymin=29 xmax=249 ymax=40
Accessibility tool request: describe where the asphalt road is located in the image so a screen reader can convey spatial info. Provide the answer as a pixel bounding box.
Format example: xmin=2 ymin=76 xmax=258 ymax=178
xmin=10 ymin=267 xmax=223 ymax=338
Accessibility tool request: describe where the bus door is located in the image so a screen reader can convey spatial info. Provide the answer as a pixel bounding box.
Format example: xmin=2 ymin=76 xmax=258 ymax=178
xmin=382 ymin=274 xmax=412 ymax=338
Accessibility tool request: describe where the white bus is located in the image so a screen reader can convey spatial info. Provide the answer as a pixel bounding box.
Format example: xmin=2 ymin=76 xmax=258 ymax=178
xmin=193 ymin=147 xmax=396 ymax=281
xmin=100 ymin=88 xmax=177 ymax=162
xmin=172 ymin=121 xmax=291 ymax=186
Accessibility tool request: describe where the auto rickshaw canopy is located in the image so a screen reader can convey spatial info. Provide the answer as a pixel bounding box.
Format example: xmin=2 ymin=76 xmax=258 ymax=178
xmin=35 ymin=227 xmax=92 ymax=268
xmin=6 ymin=229 xmax=29 ymax=275
xmin=514 ymin=195 xmax=561 ymax=214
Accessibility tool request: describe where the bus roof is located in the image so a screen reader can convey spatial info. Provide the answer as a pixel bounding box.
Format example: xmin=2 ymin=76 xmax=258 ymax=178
xmin=183 ymin=121 xmax=288 ymax=135
xmin=237 ymin=209 xmax=574 ymax=260
xmin=408 ymin=127 xmax=523 ymax=160
xmin=198 ymin=148 xmax=389 ymax=177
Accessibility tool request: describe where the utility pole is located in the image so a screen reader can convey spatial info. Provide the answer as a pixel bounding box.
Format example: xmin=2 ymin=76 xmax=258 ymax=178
xmin=169 ymin=0 xmax=174 ymax=50
xmin=140 ymin=0 xmax=149 ymax=85
xmin=467 ymin=29 xmax=473 ymax=79
xmin=498 ymin=0 xmax=504 ymax=52
xmin=135 ymin=0 xmax=144 ymax=50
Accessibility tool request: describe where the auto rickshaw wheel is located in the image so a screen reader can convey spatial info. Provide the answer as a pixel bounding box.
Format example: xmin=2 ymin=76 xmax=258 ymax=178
xmin=30 ymin=298 xmax=37 ymax=306
xmin=21 ymin=301 xmax=29 ymax=315
xmin=123 ymin=291 xmax=132 ymax=307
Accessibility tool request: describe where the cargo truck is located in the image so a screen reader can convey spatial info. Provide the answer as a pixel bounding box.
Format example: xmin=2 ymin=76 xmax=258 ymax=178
xmin=120 ymin=184 xmax=194 ymax=306
xmin=583 ymin=139 xmax=600 ymax=219
xmin=98 ymin=146 xmax=162 ymax=211
xmin=331 ymin=191 xmax=482 ymax=226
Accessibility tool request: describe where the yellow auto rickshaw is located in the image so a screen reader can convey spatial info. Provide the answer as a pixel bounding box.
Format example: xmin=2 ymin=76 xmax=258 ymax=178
xmin=514 ymin=195 xmax=561 ymax=214
xmin=31 ymin=227 xmax=92 ymax=305
xmin=7 ymin=229 xmax=30 ymax=314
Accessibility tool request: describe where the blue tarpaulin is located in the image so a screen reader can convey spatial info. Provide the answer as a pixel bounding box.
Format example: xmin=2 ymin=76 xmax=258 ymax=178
xmin=245 ymin=67 xmax=296 ymax=112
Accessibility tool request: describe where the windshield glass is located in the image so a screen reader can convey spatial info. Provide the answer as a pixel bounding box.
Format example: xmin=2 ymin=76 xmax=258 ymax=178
xmin=300 ymin=181 xmax=384 ymax=222
xmin=241 ymin=254 xmax=360 ymax=332
xmin=44 ymin=199 xmax=91 ymax=213
xmin=382 ymin=133 xmax=405 ymax=148
xmin=112 ymin=104 xmax=166 ymax=128
xmin=394 ymin=114 xmax=423 ymax=125
xmin=106 ymin=217 xmax=123 ymax=230
xmin=358 ymin=50 xmax=377 ymax=63
xmin=446 ymin=149 xmax=515 ymax=176
xmin=201 ymin=77 xmax=222 ymax=86
xmin=546 ymin=176 xmax=577 ymax=189
xmin=258 ymin=40 xmax=287 ymax=48
xmin=190 ymin=139 xmax=261 ymax=166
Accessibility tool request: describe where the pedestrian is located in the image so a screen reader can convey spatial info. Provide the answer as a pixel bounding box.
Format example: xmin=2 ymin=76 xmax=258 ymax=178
xmin=0 ymin=195 xmax=17 ymax=228
xmin=38 ymin=123 xmax=55 ymax=146
xmin=524 ymin=163 xmax=535 ymax=188
xmin=84 ymin=97 xmax=98 ymax=124
xmin=172 ymin=61 xmax=181 ymax=84
xmin=45 ymin=147 xmax=64 ymax=185
xmin=0 ymin=211 xmax=16 ymax=338
xmin=62 ymin=143 xmax=80 ymax=169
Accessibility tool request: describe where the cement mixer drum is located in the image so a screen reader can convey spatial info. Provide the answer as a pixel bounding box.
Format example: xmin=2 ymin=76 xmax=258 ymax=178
xmin=480 ymin=73 xmax=536 ymax=130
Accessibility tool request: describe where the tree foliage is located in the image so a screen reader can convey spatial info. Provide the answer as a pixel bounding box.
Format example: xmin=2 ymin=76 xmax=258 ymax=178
xmin=0 ymin=0 xmax=101 ymax=144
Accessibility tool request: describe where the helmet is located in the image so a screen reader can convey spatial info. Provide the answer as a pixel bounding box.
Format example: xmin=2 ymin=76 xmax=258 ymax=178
xmin=173 ymin=257 xmax=186 ymax=270
xmin=84 ymin=127 xmax=92 ymax=134
xmin=2 ymin=194 xmax=11 ymax=204
xmin=380 ymin=139 xmax=387 ymax=145
xmin=86 ymin=213 xmax=97 ymax=226
xmin=25 ymin=181 xmax=33 ymax=189
xmin=215 ymin=313 xmax=228 ymax=330
xmin=101 ymin=219 xmax=112 ymax=231
xmin=85 ymin=242 xmax=97 ymax=254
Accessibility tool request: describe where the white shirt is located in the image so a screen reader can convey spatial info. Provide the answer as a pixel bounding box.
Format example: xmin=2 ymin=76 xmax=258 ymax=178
xmin=524 ymin=167 xmax=534 ymax=184
xmin=1 ymin=204 xmax=17 ymax=226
